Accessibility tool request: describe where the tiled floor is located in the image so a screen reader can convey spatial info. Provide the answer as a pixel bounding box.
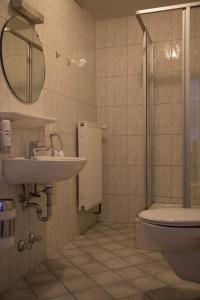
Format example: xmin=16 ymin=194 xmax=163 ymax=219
xmin=1 ymin=223 xmax=200 ymax=300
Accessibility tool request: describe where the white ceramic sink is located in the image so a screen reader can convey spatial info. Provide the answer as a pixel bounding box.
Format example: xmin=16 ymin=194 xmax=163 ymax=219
xmin=2 ymin=156 xmax=87 ymax=184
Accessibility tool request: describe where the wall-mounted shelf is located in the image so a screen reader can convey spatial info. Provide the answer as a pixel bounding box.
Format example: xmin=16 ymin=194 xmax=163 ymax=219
xmin=0 ymin=112 xmax=57 ymax=129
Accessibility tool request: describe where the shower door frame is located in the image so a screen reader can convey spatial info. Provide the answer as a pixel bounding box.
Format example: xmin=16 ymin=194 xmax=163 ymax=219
xmin=136 ymin=1 xmax=200 ymax=209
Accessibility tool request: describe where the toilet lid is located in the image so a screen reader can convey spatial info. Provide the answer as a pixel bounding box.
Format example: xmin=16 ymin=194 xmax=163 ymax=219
xmin=139 ymin=208 xmax=200 ymax=227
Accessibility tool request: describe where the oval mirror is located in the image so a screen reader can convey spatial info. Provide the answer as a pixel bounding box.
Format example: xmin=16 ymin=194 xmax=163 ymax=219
xmin=0 ymin=16 xmax=45 ymax=104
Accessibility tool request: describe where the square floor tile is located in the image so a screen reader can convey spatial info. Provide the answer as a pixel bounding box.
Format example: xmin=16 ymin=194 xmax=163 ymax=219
xmin=73 ymin=240 xmax=95 ymax=248
xmin=84 ymin=233 xmax=105 ymax=240
xmin=139 ymin=262 xmax=167 ymax=275
xmin=68 ymin=255 xmax=95 ymax=266
xmin=63 ymin=276 xmax=97 ymax=293
xmin=146 ymin=286 xmax=187 ymax=300
xmin=113 ymin=248 xmax=137 ymax=258
xmin=103 ymin=282 xmax=139 ymax=298
xmin=103 ymin=258 xmax=131 ymax=270
xmin=62 ymin=243 xmax=77 ymax=250
xmin=118 ymin=228 xmax=134 ymax=234
xmin=53 ymin=267 xmax=83 ymax=280
xmin=125 ymin=255 xmax=152 ymax=265
xmin=82 ymin=246 xmax=105 ymax=255
xmin=0 ymin=289 xmax=38 ymax=300
xmin=119 ymin=294 xmax=151 ymax=300
xmin=121 ymin=239 xmax=136 ymax=248
xmin=129 ymin=276 xmax=165 ymax=292
xmin=92 ymin=271 xmax=122 ymax=285
xmin=75 ymin=287 xmax=113 ymax=300
xmin=111 ymin=234 xmax=130 ymax=242
xmin=50 ymin=295 xmax=76 ymax=300
xmin=32 ymin=282 xmax=68 ymax=299
xmin=45 ymin=259 xmax=73 ymax=271
xmin=106 ymin=224 xmax=127 ymax=230
xmin=79 ymin=262 xmax=108 ymax=275
xmin=94 ymin=237 xmax=113 ymax=245
xmin=103 ymin=230 xmax=120 ymax=236
xmin=92 ymin=251 xmax=118 ymax=262
xmin=61 ymin=249 xmax=85 ymax=258
xmin=115 ymin=266 xmax=146 ymax=280
xmin=102 ymin=242 xmax=124 ymax=251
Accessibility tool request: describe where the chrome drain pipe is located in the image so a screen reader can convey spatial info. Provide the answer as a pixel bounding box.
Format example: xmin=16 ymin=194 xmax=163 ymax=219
xmin=20 ymin=185 xmax=53 ymax=223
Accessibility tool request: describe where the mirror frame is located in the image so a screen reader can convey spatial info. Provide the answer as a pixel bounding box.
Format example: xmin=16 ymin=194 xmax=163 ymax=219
xmin=0 ymin=15 xmax=46 ymax=104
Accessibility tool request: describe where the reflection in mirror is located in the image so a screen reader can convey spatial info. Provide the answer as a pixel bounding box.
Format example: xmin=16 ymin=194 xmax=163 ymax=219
xmin=1 ymin=16 xmax=45 ymax=103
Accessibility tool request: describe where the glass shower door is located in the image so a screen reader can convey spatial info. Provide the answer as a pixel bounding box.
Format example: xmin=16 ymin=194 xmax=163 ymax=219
xmin=190 ymin=7 xmax=200 ymax=207
xmin=144 ymin=31 xmax=154 ymax=209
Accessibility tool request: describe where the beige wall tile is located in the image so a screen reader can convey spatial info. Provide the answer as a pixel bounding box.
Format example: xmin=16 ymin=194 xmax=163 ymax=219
xmin=128 ymin=136 xmax=144 ymax=165
xmin=96 ymin=20 xmax=107 ymax=49
xmin=172 ymin=135 xmax=183 ymax=166
xmin=107 ymin=76 xmax=127 ymax=106
xmin=172 ymin=10 xmax=182 ymax=40
xmin=103 ymin=136 xmax=128 ymax=165
xmin=172 ymin=103 xmax=184 ymax=134
xmin=154 ymin=166 xmax=171 ymax=197
xmin=172 ymin=167 xmax=183 ymax=198
xmin=154 ymin=73 xmax=171 ymax=104
xmin=149 ymin=11 xmax=172 ymax=42
xmin=96 ymin=48 xmax=107 ymax=77
xmin=129 ymin=166 xmax=144 ymax=196
xmin=155 ymin=135 xmax=172 ymax=165
xmin=128 ymin=45 xmax=143 ymax=75
xmin=107 ymin=46 xmax=128 ymax=76
xmin=155 ymin=104 xmax=172 ymax=135
xmin=96 ymin=78 xmax=107 ymax=107
xmin=107 ymin=106 xmax=128 ymax=136
xmin=128 ymin=75 xmax=143 ymax=106
xmin=107 ymin=166 xmax=129 ymax=195
xmin=172 ymin=40 xmax=182 ymax=72
xmin=101 ymin=195 xmax=129 ymax=223
xmin=171 ymin=72 xmax=182 ymax=103
xmin=154 ymin=42 xmax=171 ymax=73
xmin=107 ymin=17 xmax=128 ymax=47
xmin=128 ymin=16 xmax=143 ymax=45
xmin=128 ymin=106 xmax=144 ymax=135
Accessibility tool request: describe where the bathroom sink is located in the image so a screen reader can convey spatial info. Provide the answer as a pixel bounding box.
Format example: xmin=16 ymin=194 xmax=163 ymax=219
xmin=2 ymin=156 xmax=87 ymax=184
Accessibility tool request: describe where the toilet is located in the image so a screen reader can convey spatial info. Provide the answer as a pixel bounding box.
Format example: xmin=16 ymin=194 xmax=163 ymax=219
xmin=137 ymin=207 xmax=200 ymax=283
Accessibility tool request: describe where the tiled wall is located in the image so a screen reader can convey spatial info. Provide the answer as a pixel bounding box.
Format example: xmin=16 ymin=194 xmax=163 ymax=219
xmin=96 ymin=16 xmax=146 ymax=224
xmin=95 ymin=10 xmax=194 ymax=222
xmin=0 ymin=0 xmax=97 ymax=292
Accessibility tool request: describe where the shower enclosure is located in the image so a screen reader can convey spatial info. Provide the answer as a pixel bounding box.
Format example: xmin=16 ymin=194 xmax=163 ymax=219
xmin=136 ymin=2 xmax=200 ymax=209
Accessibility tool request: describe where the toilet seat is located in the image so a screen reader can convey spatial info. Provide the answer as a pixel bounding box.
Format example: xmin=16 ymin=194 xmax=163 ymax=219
xmin=138 ymin=208 xmax=200 ymax=227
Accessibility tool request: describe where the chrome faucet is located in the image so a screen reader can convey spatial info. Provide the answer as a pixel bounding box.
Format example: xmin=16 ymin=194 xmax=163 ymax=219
xmin=29 ymin=141 xmax=49 ymax=159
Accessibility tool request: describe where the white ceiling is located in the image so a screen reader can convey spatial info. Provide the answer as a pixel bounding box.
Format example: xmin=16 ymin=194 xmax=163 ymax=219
xmin=79 ymin=0 xmax=200 ymax=19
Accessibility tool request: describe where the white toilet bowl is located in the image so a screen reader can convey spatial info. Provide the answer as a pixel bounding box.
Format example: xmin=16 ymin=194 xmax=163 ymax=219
xmin=137 ymin=208 xmax=200 ymax=283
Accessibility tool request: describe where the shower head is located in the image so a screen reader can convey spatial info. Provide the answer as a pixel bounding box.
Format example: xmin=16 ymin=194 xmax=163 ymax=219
xmin=74 ymin=0 xmax=88 ymax=8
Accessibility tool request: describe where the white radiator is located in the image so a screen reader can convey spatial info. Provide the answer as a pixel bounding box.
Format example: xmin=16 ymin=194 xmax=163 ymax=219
xmin=78 ymin=121 xmax=102 ymax=211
